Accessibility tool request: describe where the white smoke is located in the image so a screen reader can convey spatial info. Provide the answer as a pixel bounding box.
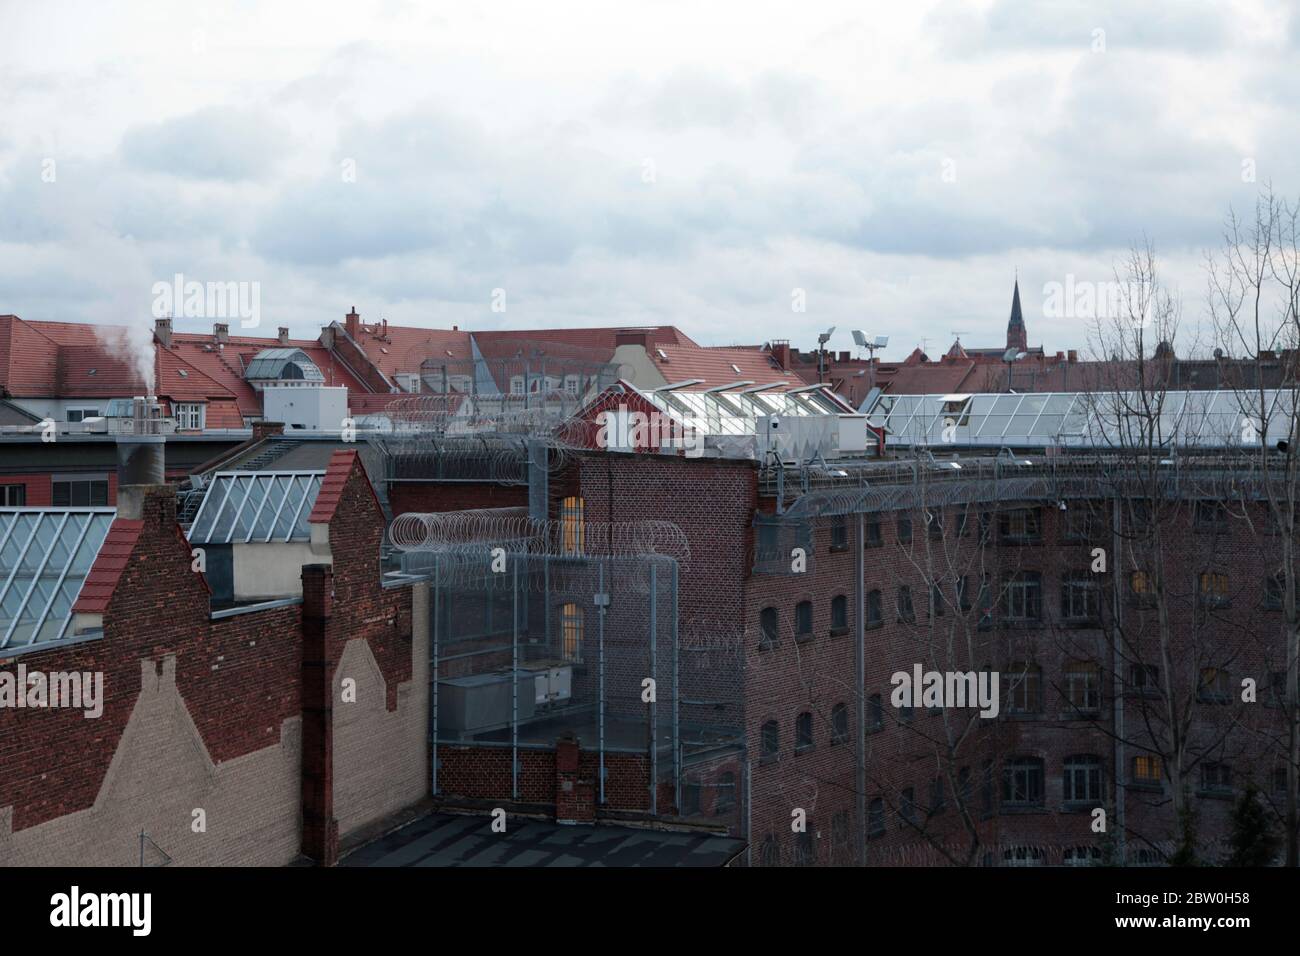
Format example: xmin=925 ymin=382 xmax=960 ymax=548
xmin=90 ymin=234 xmax=157 ymax=396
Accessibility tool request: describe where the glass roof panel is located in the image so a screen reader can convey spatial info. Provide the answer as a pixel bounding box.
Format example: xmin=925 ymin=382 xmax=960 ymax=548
xmin=187 ymin=472 xmax=325 ymax=544
xmin=0 ymin=509 xmax=114 ymax=649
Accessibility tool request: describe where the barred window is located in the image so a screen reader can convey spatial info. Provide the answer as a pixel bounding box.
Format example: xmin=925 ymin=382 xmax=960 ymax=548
xmin=1002 ymin=757 xmax=1045 ymax=806
xmin=1063 ymin=755 xmax=1103 ymax=803
xmin=1064 ymin=662 xmax=1101 ymax=713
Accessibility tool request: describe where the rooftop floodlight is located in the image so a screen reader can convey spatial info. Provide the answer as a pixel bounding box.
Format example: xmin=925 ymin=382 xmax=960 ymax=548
xmin=852 ymin=330 xmax=867 ymax=347
xmin=818 ymin=326 xmax=837 ymax=346
xmin=874 ymin=335 xmax=889 ymax=348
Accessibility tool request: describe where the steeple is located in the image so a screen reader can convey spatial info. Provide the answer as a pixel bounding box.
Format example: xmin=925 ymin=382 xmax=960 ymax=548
xmin=1006 ymin=277 xmax=1027 ymax=352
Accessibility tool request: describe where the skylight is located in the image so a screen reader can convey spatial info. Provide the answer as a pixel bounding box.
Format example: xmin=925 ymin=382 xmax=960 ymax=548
xmin=0 ymin=509 xmax=115 ymax=649
xmin=187 ymin=472 xmax=325 ymax=544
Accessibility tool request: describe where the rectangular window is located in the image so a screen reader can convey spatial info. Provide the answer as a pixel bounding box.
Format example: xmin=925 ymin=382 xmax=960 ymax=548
xmin=1064 ymin=662 xmax=1101 ymax=713
xmin=1194 ymin=500 xmax=1228 ymax=529
xmin=926 ymin=510 xmax=943 ymax=540
xmin=1063 ymin=504 xmax=1097 ymax=542
xmin=795 ymin=601 xmax=813 ymax=639
xmin=1198 ymin=667 xmax=1231 ymax=703
xmin=999 ymin=508 xmax=1042 ymax=542
xmin=560 ymin=496 xmax=584 ymax=555
xmin=832 ymin=594 xmax=849 ymax=633
xmin=1133 ymin=754 xmax=1163 ymax=786
xmin=1061 ymin=572 xmax=1101 ymax=622
xmin=52 ymin=478 xmax=109 ymax=507
xmin=1002 ymin=758 xmax=1045 ymax=806
xmin=1265 ymin=573 xmax=1285 ymax=610
xmin=897 ymin=516 xmax=913 ymax=544
xmin=1130 ymin=663 xmax=1160 ymax=695
xmin=65 ymin=407 xmax=98 ymax=423
xmin=1004 ymin=664 xmax=1041 ymax=714
xmin=897 ymin=586 xmax=915 ymax=623
xmin=1063 ymin=756 xmax=1103 ymax=803
xmin=864 ymin=520 xmax=883 ymax=548
xmin=174 ymin=403 xmax=204 ymax=430
xmin=561 ymin=603 xmax=583 ymax=662
xmin=930 ymin=582 xmax=945 ymax=618
xmin=830 ymin=515 xmax=848 ymax=551
xmin=1198 ymin=571 xmax=1230 ymax=608
xmin=0 ymin=484 xmax=25 ymax=506
xmin=1004 ymin=572 xmax=1042 ymax=621
xmin=956 ymin=575 xmax=972 ymax=611
xmin=1201 ymin=762 xmax=1232 ymax=794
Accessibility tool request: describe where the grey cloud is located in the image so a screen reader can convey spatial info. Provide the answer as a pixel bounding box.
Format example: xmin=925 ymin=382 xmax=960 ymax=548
xmin=121 ymin=107 xmax=290 ymax=181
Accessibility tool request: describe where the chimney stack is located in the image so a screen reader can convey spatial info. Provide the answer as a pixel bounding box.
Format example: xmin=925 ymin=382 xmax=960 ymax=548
xmin=770 ymin=340 xmax=790 ymax=371
xmin=213 ymin=322 xmax=229 ymax=344
xmin=278 ymin=326 xmax=290 ymax=345
xmin=345 ymin=307 xmax=360 ymax=339
xmin=154 ymin=317 xmax=173 ymax=348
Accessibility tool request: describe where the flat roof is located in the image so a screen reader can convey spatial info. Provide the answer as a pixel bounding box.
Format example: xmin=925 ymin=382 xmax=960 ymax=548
xmin=341 ymin=812 xmax=744 ymax=867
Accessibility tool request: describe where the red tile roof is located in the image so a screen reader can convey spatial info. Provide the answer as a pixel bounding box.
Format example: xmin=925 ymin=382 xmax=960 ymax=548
xmin=71 ymin=519 xmax=143 ymax=613
xmin=309 ymin=450 xmax=360 ymax=525
xmin=646 ymin=344 xmax=792 ymax=390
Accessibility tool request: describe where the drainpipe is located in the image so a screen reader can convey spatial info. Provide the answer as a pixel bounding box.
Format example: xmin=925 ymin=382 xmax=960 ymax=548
xmin=856 ymin=512 xmax=867 ymax=865
xmin=1111 ymin=494 xmax=1126 ymax=864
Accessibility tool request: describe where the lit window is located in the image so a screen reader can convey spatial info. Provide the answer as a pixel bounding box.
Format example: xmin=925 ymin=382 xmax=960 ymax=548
xmin=561 ymin=603 xmax=583 ymax=662
xmin=1198 ymin=571 xmax=1229 ymax=607
xmin=560 ymin=496 xmax=584 ymax=554
xmin=1129 ymin=570 xmax=1155 ymax=596
xmin=1133 ymin=754 xmax=1163 ymax=786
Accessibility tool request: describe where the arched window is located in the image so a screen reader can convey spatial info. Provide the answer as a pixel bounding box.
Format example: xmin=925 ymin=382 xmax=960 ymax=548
xmin=794 ymin=600 xmax=813 ymax=639
xmin=759 ymin=606 xmax=778 ymax=649
xmin=865 ymin=590 xmax=882 ymax=628
xmin=796 ymin=711 xmax=814 ymax=752
xmin=760 ymin=834 xmax=781 ymax=865
xmin=761 ymin=720 xmax=780 ymax=759
xmin=561 ymin=603 xmax=583 ymax=662
xmin=831 ymin=702 xmax=849 ymax=743
xmin=560 ymin=496 xmax=584 ymax=554
xmin=831 ymin=594 xmax=849 ymax=633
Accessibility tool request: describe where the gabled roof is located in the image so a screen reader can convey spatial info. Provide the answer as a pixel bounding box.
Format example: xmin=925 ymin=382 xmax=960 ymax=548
xmin=645 ymin=344 xmax=790 ymax=390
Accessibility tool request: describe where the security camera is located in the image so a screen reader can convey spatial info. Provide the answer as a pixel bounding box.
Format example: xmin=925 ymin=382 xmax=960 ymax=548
xmin=770 ymin=416 xmax=780 ymax=430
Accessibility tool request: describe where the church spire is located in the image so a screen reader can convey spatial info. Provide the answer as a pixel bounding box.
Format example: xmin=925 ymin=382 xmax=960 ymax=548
xmin=1006 ymin=277 xmax=1027 ymax=352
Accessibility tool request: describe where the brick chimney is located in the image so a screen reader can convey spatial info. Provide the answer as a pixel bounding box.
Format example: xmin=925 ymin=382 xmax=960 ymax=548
xmin=771 ymin=340 xmax=790 ymax=370
xmin=154 ymin=317 xmax=173 ymax=348
xmin=213 ymin=322 xmax=229 ymax=344
xmin=1067 ymin=349 xmax=1078 ymax=363
xmin=615 ymin=330 xmax=650 ymax=350
xmin=278 ymin=326 xmax=290 ymax=345
xmin=345 ymin=307 xmax=360 ymax=340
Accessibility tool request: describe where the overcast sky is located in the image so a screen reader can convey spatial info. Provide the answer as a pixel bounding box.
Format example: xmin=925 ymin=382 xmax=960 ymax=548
xmin=1 ymin=0 xmax=1296 ymax=359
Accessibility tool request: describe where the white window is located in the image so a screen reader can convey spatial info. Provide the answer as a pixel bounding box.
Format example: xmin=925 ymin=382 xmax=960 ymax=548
xmin=564 ymin=375 xmax=580 ymax=395
xmin=175 ymin=403 xmax=204 ymax=430
xmin=510 ymin=376 xmax=524 ymax=395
